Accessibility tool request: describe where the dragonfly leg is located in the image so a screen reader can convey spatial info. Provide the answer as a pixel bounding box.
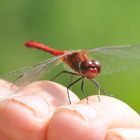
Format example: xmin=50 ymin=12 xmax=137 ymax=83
xmin=89 ymin=79 xmax=101 ymax=101
xmin=69 ymin=74 xmax=74 ymax=85
xmin=81 ymin=77 xmax=88 ymax=104
xmin=67 ymin=77 xmax=83 ymax=104
xmin=51 ymin=70 xmax=78 ymax=81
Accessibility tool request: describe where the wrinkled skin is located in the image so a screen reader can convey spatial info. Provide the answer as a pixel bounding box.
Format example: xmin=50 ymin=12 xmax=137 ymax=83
xmin=0 ymin=80 xmax=140 ymax=140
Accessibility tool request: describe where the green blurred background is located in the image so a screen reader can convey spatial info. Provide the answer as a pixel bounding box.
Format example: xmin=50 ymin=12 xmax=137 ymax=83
xmin=0 ymin=0 xmax=140 ymax=112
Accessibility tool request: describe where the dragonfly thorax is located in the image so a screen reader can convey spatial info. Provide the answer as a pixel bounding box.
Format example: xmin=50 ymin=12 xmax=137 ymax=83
xmin=80 ymin=60 xmax=101 ymax=78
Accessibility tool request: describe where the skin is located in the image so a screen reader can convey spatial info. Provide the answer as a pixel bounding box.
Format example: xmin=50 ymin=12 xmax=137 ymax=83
xmin=0 ymin=79 xmax=140 ymax=140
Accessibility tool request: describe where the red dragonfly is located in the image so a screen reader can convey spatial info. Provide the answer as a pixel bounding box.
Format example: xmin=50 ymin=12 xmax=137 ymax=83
xmin=1 ymin=41 xmax=140 ymax=103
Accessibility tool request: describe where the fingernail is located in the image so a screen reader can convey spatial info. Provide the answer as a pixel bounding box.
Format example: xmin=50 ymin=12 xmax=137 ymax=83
xmin=106 ymin=128 xmax=140 ymax=140
xmin=12 ymin=95 xmax=49 ymax=118
xmin=56 ymin=104 xmax=97 ymax=122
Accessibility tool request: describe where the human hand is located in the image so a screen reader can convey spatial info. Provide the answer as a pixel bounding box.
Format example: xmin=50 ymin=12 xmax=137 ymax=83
xmin=0 ymin=79 xmax=140 ymax=140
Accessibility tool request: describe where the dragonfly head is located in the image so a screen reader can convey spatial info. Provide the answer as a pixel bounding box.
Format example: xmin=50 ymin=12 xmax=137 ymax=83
xmin=80 ymin=60 xmax=101 ymax=78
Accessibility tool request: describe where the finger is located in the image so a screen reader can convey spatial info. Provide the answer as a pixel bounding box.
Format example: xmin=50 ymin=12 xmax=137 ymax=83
xmin=0 ymin=81 xmax=50 ymax=140
xmin=105 ymin=128 xmax=140 ymax=140
xmin=0 ymin=80 xmax=79 ymax=140
xmin=47 ymin=96 xmax=140 ymax=140
xmin=18 ymin=80 xmax=80 ymax=106
xmin=81 ymin=96 xmax=140 ymax=128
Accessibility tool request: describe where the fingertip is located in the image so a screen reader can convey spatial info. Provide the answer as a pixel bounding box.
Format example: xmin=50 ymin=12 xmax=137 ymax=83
xmin=81 ymin=95 xmax=140 ymax=128
xmin=0 ymin=97 xmax=48 ymax=140
xmin=47 ymin=95 xmax=140 ymax=140
xmin=22 ymin=81 xmax=80 ymax=106
xmin=47 ymin=104 xmax=107 ymax=140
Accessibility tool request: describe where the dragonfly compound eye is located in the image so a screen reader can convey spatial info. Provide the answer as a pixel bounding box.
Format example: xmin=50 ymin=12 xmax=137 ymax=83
xmin=80 ymin=60 xmax=101 ymax=78
xmin=91 ymin=60 xmax=101 ymax=73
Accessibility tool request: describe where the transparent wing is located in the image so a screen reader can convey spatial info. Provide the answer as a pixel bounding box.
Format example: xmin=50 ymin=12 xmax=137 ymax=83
xmin=87 ymin=45 xmax=140 ymax=75
xmin=0 ymin=54 xmax=68 ymax=87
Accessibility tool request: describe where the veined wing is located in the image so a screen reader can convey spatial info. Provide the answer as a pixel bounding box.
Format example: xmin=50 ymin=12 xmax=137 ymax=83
xmin=87 ymin=45 xmax=140 ymax=75
xmin=0 ymin=53 xmax=70 ymax=87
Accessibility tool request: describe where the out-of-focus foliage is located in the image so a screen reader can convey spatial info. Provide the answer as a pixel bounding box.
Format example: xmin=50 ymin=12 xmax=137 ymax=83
xmin=0 ymin=0 xmax=140 ymax=112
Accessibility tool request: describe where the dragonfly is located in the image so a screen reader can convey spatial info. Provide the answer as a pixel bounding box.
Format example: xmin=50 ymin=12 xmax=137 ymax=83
xmin=0 ymin=41 xmax=140 ymax=103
